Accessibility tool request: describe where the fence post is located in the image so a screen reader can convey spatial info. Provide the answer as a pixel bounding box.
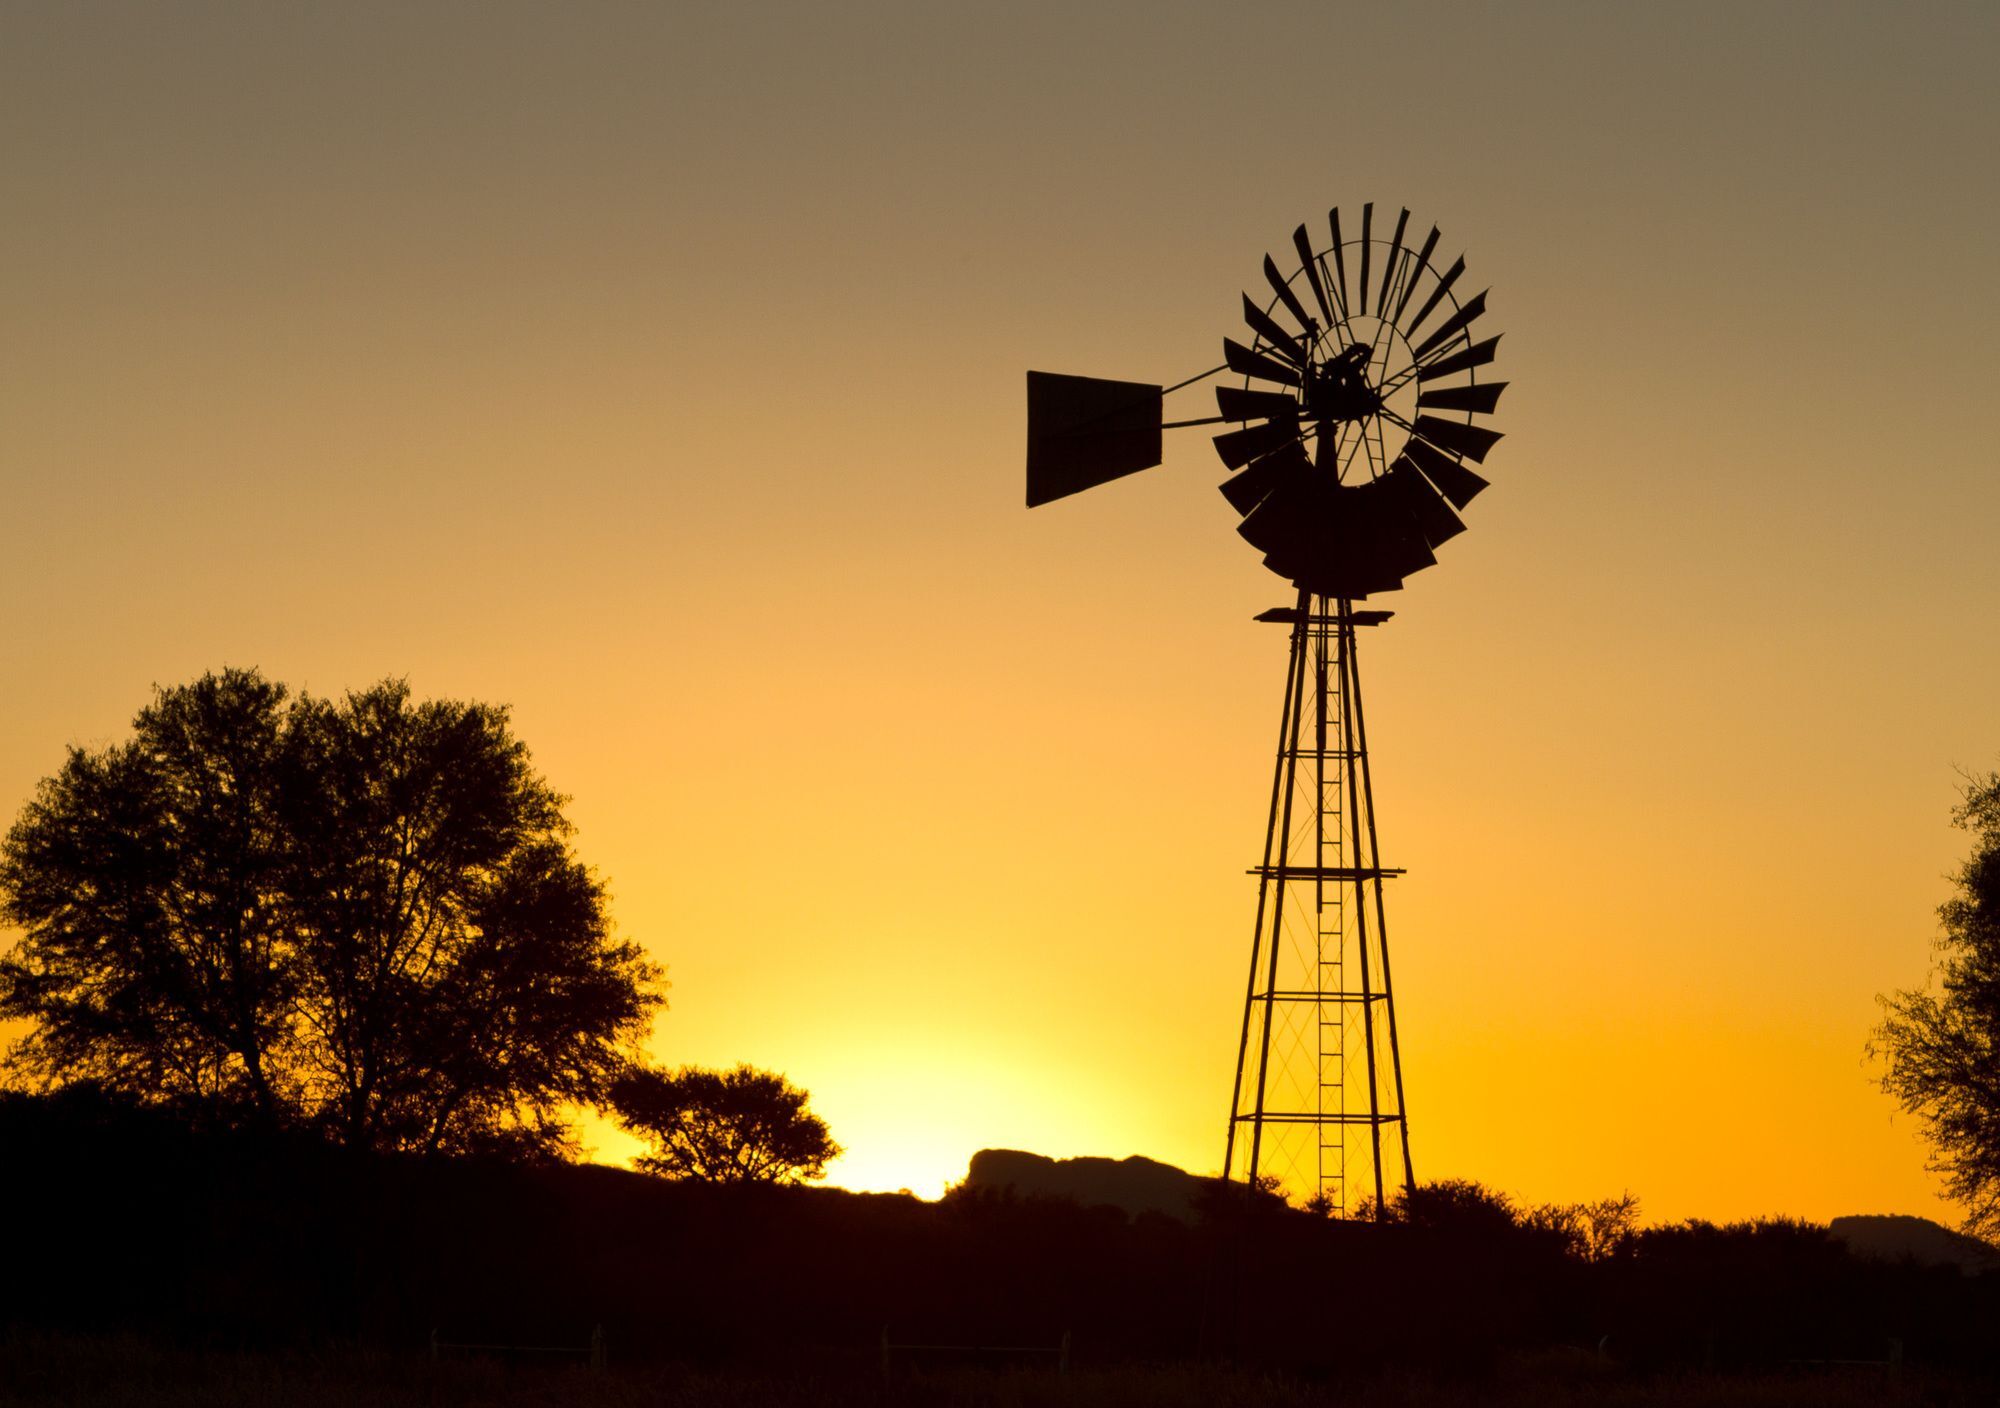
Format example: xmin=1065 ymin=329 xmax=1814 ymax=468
xmin=590 ymin=1324 xmax=606 ymax=1373
xmin=429 ymin=1328 xmax=439 ymax=1364
xmin=1059 ymin=1329 xmax=1071 ymax=1376
xmin=1887 ymin=1337 xmax=1903 ymax=1380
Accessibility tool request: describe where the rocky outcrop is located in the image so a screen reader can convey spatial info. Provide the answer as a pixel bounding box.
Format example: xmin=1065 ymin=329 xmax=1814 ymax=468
xmin=963 ymin=1148 xmax=1212 ymax=1221
xmin=1829 ymin=1214 xmax=1999 ymax=1273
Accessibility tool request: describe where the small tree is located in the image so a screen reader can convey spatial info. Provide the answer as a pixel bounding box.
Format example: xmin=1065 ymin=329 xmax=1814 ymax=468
xmin=1522 ymin=1192 xmax=1642 ymax=1262
xmin=1392 ymin=1177 xmax=1522 ymax=1234
xmin=609 ymin=1064 xmax=838 ymax=1184
xmin=1873 ymin=769 xmax=2000 ymax=1236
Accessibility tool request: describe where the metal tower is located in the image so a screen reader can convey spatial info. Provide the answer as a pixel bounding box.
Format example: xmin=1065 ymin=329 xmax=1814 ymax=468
xmin=1224 ymin=593 xmax=1413 ymax=1216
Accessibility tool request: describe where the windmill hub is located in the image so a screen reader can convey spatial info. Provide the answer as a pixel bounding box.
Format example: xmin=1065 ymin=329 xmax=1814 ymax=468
xmin=1305 ymin=344 xmax=1385 ymax=428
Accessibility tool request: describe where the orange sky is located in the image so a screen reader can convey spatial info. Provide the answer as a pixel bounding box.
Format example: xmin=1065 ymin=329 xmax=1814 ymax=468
xmin=4 ymin=2 xmax=1998 ymax=1225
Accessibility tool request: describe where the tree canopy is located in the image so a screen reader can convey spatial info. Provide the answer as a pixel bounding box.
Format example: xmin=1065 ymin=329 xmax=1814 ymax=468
xmin=609 ymin=1063 xmax=838 ymax=1184
xmin=1873 ymin=769 xmax=2000 ymax=1236
xmin=0 ymin=668 xmax=664 ymax=1157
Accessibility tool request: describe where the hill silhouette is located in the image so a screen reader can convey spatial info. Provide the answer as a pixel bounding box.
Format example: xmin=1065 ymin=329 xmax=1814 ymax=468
xmin=1830 ymin=1214 xmax=2000 ymax=1273
xmin=963 ymin=1148 xmax=1212 ymax=1220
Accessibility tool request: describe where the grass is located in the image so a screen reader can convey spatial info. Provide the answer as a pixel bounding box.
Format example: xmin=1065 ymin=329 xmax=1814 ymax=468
xmin=0 ymin=1332 xmax=1983 ymax=1408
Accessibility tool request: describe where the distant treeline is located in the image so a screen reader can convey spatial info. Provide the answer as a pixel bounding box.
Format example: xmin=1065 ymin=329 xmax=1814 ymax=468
xmin=4 ymin=1087 xmax=1995 ymax=1376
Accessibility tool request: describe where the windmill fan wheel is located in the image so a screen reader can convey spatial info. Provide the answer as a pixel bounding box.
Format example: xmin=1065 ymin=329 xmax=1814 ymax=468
xmin=1216 ymin=203 xmax=1506 ymax=598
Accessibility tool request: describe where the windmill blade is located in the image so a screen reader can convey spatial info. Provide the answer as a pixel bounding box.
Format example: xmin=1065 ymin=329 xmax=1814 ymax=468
xmin=1216 ymin=385 xmax=1300 ymax=422
xmin=1376 ymin=208 xmax=1410 ymax=318
xmin=1232 ymin=478 xmax=1312 ymax=556
xmin=1355 ymin=557 xmax=1420 ymax=597
xmin=1413 ymin=413 xmax=1504 ymax=463
xmin=1417 ymin=334 xmax=1501 ymax=382
xmin=1286 ymin=485 xmax=1420 ymax=599
xmin=1261 ymin=548 xmax=1313 ymax=584
xmin=1237 ymin=469 xmax=1322 ymax=559
xmin=1379 ymin=455 xmax=1466 ymax=548
xmin=1358 ymin=202 xmax=1374 ymax=314
xmin=1416 ymin=380 xmax=1507 ymax=415
xmin=1376 ymin=516 xmax=1440 ymax=580
xmin=1267 ymin=540 xmax=1369 ymax=593
xmin=1241 ymin=295 xmax=1306 ymax=364
xmin=1213 ymin=415 xmax=1302 ymax=471
xmin=1327 ymin=208 xmax=1350 ymax=319
xmin=1025 ymin=371 xmax=1165 ymax=507
xmin=1223 ymin=337 xmax=1302 ymax=387
xmin=1262 ymin=254 xmax=1316 ymax=334
xmin=1394 ymin=225 xmax=1440 ymax=324
xmin=1218 ymin=440 xmax=1310 ymax=514
xmin=1404 ymin=437 xmax=1492 ymax=507
xmin=1346 ymin=479 xmax=1434 ymax=575
xmin=1413 ymin=290 xmax=1489 ymax=361
xmin=1292 ymin=224 xmax=1334 ymax=327
xmin=1401 ymin=255 xmax=1465 ymax=341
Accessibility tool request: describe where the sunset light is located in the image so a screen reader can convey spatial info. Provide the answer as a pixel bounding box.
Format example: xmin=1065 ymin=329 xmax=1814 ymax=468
xmin=4 ymin=3 xmax=1998 ymax=1399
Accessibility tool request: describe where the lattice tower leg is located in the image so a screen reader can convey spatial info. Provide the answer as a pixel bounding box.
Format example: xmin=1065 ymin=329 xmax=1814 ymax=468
xmin=1221 ymin=590 xmax=1416 ymax=1216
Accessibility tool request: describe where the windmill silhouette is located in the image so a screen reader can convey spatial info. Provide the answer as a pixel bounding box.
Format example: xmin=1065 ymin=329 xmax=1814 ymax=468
xmin=1025 ymin=204 xmax=1506 ymax=1215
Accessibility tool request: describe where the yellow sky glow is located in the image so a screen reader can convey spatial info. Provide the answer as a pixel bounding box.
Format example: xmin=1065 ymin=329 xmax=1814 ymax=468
xmin=4 ymin=1 xmax=1998 ymax=1226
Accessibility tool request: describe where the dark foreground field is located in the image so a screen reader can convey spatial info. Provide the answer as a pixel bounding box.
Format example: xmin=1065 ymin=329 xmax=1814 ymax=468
xmin=5 ymin=1090 xmax=1998 ymax=1402
xmin=0 ymin=1334 xmax=1984 ymax=1408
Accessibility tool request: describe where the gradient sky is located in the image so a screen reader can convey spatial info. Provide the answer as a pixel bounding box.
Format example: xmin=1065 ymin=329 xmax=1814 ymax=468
xmin=4 ymin=1 xmax=1997 ymax=1224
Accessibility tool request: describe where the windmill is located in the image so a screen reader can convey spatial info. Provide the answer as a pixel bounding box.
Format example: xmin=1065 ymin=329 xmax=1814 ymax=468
xmin=1024 ymin=204 xmax=1505 ymax=1216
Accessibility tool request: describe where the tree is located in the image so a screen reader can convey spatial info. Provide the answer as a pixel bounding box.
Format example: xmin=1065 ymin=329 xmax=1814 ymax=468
xmin=1873 ymin=769 xmax=2000 ymax=1236
xmin=608 ymin=1064 xmax=838 ymax=1183
xmin=1388 ymin=1177 xmax=1522 ymax=1234
xmin=1521 ymin=1192 xmax=1642 ymax=1262
xmin=0 ymin=671 xmax=295 ymax=1124
xmin=0 ymin=668 xmax=664 ymax=1157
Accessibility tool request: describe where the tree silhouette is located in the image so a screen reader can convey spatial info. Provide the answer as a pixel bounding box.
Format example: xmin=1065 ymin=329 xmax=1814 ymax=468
xmin=1873 ymin=769 xmax=2000 ymax=1236
xmin=609 ymin=1064 xmax=838 ymax=1183
xmin=0 ymin=669 xmax=663 ymax=1156
xmin=0 ymin=671 xmax=295 ymax=1123
xmin=1522 ymin=1192 xmax=1641 ymax=1262
xmin=1385 ymin=1177 xmax=1522 ymax=1233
